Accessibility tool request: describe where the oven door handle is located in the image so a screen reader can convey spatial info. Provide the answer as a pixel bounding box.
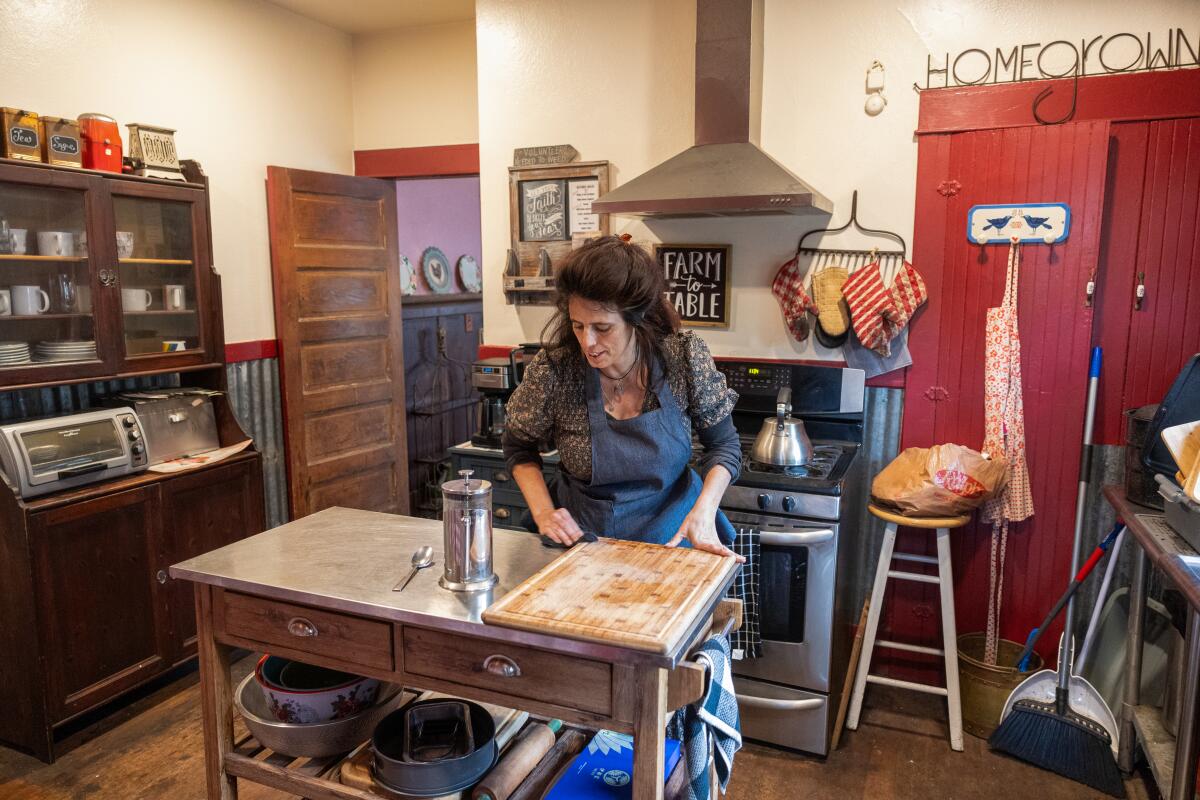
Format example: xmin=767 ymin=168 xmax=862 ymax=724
xmin=758 ymin=528 xmax=834 ymax=547
xmin=738 ymin=694 xmax=825 ymax=712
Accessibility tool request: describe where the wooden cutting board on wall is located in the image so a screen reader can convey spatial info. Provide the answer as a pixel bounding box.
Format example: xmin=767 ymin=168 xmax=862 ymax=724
xmin=482 ymin=539 xmax=737 ymax=654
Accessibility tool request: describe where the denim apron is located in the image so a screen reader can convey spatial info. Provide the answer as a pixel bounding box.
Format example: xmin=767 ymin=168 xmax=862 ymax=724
xmin=554 ymin=355 xmax=736 ymax=546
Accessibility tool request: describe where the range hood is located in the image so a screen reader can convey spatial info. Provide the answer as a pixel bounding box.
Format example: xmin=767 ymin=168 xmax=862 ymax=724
xmin=591 ymin=0 xmax=832 ymax=219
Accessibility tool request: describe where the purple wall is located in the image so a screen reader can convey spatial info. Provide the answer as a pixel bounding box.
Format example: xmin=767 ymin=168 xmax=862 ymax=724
xmin=395 ymin=175 xmax=482 ymax=295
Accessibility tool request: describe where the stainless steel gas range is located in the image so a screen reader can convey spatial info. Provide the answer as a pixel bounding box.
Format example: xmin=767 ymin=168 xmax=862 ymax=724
xmin=712 ymin=360 xmax=867 ymax=756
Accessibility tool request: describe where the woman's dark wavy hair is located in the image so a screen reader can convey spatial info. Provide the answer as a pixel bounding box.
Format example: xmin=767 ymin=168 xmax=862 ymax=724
xmin=543 ymin=235 xmax=680 ymax=386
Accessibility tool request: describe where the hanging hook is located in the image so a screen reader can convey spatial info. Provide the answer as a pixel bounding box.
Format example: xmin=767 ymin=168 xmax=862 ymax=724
xmin=1032 ymin=72 xmax=1080 ymax=125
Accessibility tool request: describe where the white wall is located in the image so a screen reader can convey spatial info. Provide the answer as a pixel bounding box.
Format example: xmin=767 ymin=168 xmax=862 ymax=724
xmin=353 ymin=20 xmax=479 ymax=150
xmin=477 ymin=0 xmax=1200 ymax=357
xmin=0 ymin=0 xmax=354 ymax=344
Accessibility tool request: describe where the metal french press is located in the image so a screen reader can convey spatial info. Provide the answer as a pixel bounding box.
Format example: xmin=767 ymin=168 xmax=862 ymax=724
xmin=439 ymin=469 xmax=498 ymax=591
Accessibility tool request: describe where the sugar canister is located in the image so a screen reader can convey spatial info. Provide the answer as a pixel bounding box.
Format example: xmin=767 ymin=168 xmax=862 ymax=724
xmin=439 ymin=470 xmax=497 ymax=592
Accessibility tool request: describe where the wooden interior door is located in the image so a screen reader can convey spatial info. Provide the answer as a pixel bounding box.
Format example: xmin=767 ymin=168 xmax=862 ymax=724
xmin=897 ymin=120 xmax=1112 ymax=677
xmin=266 ymin=167 xmax=410 ymax=518
xmin=1094 ymin=117 xmax=1200 ymax=445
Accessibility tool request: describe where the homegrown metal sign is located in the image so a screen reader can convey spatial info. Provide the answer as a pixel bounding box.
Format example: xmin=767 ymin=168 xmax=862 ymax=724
xmin=655 ymin=244 xmax=730 ymax=328
xmin=923 ymin=27 xmax=1199 ymax=89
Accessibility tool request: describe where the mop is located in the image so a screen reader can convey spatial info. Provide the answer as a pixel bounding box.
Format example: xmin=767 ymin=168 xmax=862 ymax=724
xmin=989 ymin=347 xmax=1125 ymax=798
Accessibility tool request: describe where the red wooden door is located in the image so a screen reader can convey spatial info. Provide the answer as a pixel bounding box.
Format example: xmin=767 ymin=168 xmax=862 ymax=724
xmin=1094 ymin=118 xmax=1200 ymax=445
xmin=894 ymin=121 xmax=1112 ymax=677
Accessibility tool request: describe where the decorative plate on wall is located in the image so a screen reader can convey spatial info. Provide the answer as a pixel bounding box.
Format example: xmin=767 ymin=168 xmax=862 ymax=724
xmin=422 ymin=246 xmax=454 ymax=294
xmin=399 ymin=255 xmax=417 ymax=295
xmin=458 ymin=255 xmax=482 ymax=293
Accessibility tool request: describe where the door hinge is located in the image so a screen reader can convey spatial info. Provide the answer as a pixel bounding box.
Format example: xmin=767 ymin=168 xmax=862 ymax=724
xmin=924 ymin=386 xmax=950 ymax=402
xmin=1134 ymin=272 xmax=1146 ymax=311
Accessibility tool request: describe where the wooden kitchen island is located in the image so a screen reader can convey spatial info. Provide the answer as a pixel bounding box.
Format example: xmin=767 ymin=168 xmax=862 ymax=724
xmin=170 ymin=506 xmax=739 ymax=800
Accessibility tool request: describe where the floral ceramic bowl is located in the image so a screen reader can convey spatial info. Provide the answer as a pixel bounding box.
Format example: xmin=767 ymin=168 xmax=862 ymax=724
xmin=254 ymin=654 xmax=380 ymax=725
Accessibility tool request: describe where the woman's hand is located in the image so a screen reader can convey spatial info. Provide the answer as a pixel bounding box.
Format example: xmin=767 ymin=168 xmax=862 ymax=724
xmin=533 ymin=506 xmax=586 ymax=546
xmin=665 ymin=499 xmax=745 ymax=562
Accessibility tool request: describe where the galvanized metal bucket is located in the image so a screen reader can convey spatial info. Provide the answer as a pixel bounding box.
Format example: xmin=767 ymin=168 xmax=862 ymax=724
xmin=957 ymin=632 xmax=1044 ymax=739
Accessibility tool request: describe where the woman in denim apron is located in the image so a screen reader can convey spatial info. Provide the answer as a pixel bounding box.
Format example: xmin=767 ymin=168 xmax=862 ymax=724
xmin=503 ymin=235 xmax=743 ymax=561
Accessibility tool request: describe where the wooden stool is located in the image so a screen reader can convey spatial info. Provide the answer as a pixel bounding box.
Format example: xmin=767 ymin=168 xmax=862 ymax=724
xmin=846 ymin=504 xmax=970 ymax=751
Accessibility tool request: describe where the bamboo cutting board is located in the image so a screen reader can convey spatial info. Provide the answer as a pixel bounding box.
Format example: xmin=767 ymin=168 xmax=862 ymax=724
xmin=482 ymin=538 xmax=737 ymax=654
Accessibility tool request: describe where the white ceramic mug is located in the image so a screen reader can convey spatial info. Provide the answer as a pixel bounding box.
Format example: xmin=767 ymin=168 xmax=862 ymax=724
xmin=77 ymin=230 xmax=88 ymax=257
xmin=12 ymin=285 xmax=50 ymax=315
xmin=164 ymin=284 xmax=186 ymax=311
xmin=115 ymin=231 xmax=134 ymax=259
xmin=122 ymin=287 xmax=153 ymax=311
xmin=0 ymin=288 xmax=10 ymax=316
xmin=37 ymin=231 xmax=74 ymax=258
xmin=9 ymin=229 xmax=27 ymax=255
xmin=77 ymin=285 xmax=92 ymax=313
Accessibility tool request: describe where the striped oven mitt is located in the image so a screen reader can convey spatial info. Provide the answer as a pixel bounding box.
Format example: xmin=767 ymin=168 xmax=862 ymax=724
xmin=771 ymin=256 xmax=816 ymax=342
xmin=882 ymin=260 xmax=928 ymax=339
xmin=841 ymin=261 xmax=896 ymax=356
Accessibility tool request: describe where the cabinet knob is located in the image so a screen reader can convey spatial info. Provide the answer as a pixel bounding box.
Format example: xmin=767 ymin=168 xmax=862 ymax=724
xmin=99 ymin=268 xmax=117 ymax=287
xmin=480 ymin=654 xmax=521 ymax=678
xmin=494 ymin=470 xmax=510 ymax=483
xmin=156 ymin=570 xmax=167 ymax=584
xmin=287 ymin=617 xmax=318 ymax=637
xmin=494 ymin=507 xmax=510 ymax=520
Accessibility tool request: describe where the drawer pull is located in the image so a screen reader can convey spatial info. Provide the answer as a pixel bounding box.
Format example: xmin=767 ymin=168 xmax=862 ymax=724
xmin=287 ymin=617 xmax=319 ymax=638
xmin=481 ymin=654 xmax=521 ymax=678
xmin=156 ymin=569 xmax=167 ymax=584
xmin=494 ymin=470 xmax=510 ymax=483
xmin=494 ymin=507 xmax=511 ymax=520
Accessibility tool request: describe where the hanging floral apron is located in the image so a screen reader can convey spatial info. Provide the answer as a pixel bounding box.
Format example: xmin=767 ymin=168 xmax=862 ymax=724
xmin=980 ymin=242 xmax=1035 ymax=664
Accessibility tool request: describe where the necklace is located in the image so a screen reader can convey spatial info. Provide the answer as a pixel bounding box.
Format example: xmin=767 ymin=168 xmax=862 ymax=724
xmin=600 ymin=352 xmax=639 ymax=412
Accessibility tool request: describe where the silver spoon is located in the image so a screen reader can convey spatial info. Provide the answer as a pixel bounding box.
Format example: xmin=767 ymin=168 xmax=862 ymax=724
xmin=393 ymin=545 xmax=435 ymax=592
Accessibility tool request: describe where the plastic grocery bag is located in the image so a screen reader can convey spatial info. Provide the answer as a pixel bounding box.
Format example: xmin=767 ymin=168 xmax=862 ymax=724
xmin=871 ymin=444 xmax=1008 ymax=516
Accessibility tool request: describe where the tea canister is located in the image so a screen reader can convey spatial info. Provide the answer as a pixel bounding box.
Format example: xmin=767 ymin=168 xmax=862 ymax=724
xmin=77 ymin=113 xmax=123 ymax=173
xmin=439 ymin=469 xmax=497 ymax=592
xmin=40 ymin=116 xmax=82 ymax=167
xmin=2 ymin=108 xmax=43 ymax=162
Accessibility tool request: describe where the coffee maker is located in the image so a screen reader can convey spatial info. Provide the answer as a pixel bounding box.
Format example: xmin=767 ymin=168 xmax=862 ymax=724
xmin=470 ymin=357 xmax=514 ymax=448
xmin=470 ymin=344 xmax=542 ymax=449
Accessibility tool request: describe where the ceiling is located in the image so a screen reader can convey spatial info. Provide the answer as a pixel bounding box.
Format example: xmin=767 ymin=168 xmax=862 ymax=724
xmin=266 ymin=0 xmax=474 ymax=33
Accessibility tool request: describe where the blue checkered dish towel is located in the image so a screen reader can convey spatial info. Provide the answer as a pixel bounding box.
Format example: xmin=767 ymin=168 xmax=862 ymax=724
xmin=727 ymin=527 xmax=761 ymax=659
xmin=666 ymin=634 xmax=743 ymax=799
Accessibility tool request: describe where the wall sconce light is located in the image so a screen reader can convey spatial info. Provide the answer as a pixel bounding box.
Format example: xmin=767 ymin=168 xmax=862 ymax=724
xmin=865 ymin=60 xmax=887 ymax=116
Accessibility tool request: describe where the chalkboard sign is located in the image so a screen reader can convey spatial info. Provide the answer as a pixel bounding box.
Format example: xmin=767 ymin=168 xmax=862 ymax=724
xmin=655 ymin=244 xmax=731 ymax=328
xmin=519 ymin=179 xmax=568 ymax=241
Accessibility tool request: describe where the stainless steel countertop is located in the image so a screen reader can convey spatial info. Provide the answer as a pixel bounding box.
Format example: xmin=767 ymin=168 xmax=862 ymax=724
xmin=170 ymin=506 xmax=729 ymax=667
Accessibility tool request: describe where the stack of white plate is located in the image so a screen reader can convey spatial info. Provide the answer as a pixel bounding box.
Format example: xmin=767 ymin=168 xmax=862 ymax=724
xmin=0 ymin=341 xmax=32 ymax=366
xmin=33 ymin=340 xmax=97 ymax=362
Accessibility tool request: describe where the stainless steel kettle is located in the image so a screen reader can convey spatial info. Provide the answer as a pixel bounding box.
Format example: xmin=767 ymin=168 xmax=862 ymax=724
xmin=750 ymin=387 xmax=813 ymax=467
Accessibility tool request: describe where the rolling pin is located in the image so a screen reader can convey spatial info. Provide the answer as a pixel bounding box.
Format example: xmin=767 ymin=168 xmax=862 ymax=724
xmin=497 ymin=727 xmax=587 ymax=800
xmin=472 ymin=719 xmax=563 ymax=800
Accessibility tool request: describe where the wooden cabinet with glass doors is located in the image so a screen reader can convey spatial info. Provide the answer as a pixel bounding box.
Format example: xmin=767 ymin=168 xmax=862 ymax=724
xmin=0 ymin=158 xmax=221 ymax=388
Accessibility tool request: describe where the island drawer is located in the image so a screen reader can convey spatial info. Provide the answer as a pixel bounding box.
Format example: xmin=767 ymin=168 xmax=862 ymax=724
xmin=217 ymin=590 xmax=394 ymax=672
xmin=402 ymin=627 xmax=612 ymax=716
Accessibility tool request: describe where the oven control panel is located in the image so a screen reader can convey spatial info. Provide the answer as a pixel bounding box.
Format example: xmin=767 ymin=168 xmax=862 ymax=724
xmin=716 ymin=360 xmax=865 ymax=415
xmin=722 ymin=484 xmax=840 ymax=522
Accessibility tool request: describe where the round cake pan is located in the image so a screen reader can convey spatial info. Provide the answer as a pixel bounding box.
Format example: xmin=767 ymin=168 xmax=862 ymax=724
xmin=235 ymin=671 xmax=406 ymax=758
xmin=372 ymin=699 xmax=497 ymax=797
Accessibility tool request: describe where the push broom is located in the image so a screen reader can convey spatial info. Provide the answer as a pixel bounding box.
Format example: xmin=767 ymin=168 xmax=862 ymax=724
xmin=989 ymin=347 xmax=1125 ymax=798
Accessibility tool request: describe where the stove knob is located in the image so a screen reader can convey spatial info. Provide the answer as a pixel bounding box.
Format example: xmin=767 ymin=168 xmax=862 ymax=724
xmin=131 ymin=443 xmax=145 ymax=456
xmin=127 ymin=428 xmax=141 ymax=441
xmin=756 ymin=493 xmax=771 ymax=510
xmin=121 ymin=415 xmax=136 ymax=428
xmin=782 ymin=496 xmax=796 ymax=513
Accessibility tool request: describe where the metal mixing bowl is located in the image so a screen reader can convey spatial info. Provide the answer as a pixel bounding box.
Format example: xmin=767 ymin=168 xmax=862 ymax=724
xmin=235 ymin=671 xmax=408 ymax=758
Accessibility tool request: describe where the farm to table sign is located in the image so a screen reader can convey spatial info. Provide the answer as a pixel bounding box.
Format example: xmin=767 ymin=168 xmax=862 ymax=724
xmin=655 ymin=244 xmax=731 ymax=329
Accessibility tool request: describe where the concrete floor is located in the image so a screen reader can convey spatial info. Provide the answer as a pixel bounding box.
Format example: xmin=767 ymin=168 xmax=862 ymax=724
xmin=0 ymin=657 xmax=1156 ymax=800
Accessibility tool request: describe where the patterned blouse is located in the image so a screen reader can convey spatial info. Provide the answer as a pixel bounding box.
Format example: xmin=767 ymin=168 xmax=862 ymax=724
xmin=502 ymin=331 xmax=741 ymax=483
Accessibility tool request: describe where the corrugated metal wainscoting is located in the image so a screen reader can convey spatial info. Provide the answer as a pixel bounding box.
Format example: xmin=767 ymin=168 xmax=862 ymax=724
xmin=0 ymin=374 xmax=181 ymax=421
xmin=848 ymin=387 xmax=905 ymax=613
xmin=227 ymin=358 xmax=288 ymax=530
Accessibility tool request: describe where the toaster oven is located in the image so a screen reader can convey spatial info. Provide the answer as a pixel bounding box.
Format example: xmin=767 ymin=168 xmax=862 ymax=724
xmin=0 ymin=408 xmax=149 ymax=498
